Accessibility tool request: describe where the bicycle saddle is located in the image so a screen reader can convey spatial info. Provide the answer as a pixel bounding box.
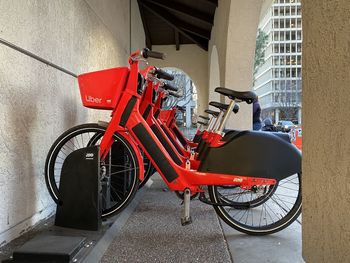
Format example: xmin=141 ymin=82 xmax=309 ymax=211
xmin=199 ymin=115 xmax=210 ymax=121
xmin=205 ymin=109 xmax=219 ymax=117
xmin=209 ymin=101 xmax=240 ymax=113
xmin=215 ymin=87 xmax=257 ymax=104
xmin=197 ymin=121 xmax=208 ymax=126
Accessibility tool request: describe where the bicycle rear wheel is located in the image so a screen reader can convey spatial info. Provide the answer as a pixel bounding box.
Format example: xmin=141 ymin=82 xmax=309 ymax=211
xmin=45 ymin=123 xmax=140 ymax=218
xmin=208 ymin=173 xmax=302 ymax=235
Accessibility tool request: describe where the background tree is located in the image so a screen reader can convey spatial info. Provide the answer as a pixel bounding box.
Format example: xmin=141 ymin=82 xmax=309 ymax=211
xmin=253 ymin=29 xmax=269 ymax=84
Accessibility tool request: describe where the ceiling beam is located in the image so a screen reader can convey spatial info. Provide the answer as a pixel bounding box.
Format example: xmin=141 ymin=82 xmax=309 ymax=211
xmin=137 ymin=0 xmax=152 ymax=49
xmin=143 ymin=0 xmax=214 ymax=26
xmin=140 ymin=1 xmax=210 ymax=50
xmin=175 ymin=30 xmax=180 ymax=50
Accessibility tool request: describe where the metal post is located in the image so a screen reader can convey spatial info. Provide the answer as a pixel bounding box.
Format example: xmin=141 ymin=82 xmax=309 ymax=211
xmin=217 ymin=100 xmax=236 ymax=134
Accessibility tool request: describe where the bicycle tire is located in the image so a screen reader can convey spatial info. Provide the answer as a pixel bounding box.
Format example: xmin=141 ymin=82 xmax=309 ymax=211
xmin=208 ymin=173 xmax=302 ymax=235
xmin=45 ymin=123 xmax=140 ymax=218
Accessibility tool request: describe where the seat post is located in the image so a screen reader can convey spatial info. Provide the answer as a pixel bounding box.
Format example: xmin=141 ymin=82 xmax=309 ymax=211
xmin=212 ymin=111 xmax=224 ymax=132
xmin=216 ymin=100 xmax=236 ymax=134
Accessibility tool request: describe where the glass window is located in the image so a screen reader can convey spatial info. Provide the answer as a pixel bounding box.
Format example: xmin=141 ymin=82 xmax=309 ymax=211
xmin=291 ymin=31 xmax=296 ymax=40
xmin=291 ymin=80 xmax=296 ymax=89
xmin=286 ymin=55 xmax=291 ymax=64
xmin=291 ymin=43 xmax=296 ymax=53
xmin=291 ymin=68 xmax=296 ymax=77
xmin=286 ymin=19 xmax=290 ymax=28
xmin=286 ymin=68 xmax=291 ymax=77
xmin=274 ymin=7 xmax=279 ymax=16
xmin=274 ymin=56 xmax=279 ymax=65
xmin=274 ymin=69 xmax=279 ymax=78
xmin=280 ymin=0 xmax=285 ymax=3
xmin=297 ymin=19 xmax=302 ymax=28
xmin=286 ymin=31 xmax=290 ymax=40
xmin=280 ymin=80 xmax=285 ymax=90
xmin=274 ymin=20 xmax=279 ymax=28
xmin=297 ymin=31 xmax=302 ymax=40
xmin=274 ymin=44 xmax=279 ymax=53
xmin=279 ymin=7 xmax=284 ymax=15
xmin=286 ymin=44 xmax=290 ymax=53
xmin=297 ymin=6 xmax=301 ymax=15
xmin=280 ymin=44 xmax=285 ymax=53
xmin=286 ymin=80 xmax=291 ymax=89
xmin=280 ymin=57 xmax=285 ymax=65
xmin=280 ymin=69 xmax=285 ymax=77
xmin=280 ymin=31 xmax=285 ymax=40
xmin=291 ymin=6 xmax=296 ymax=15
xmin=297 ymin=68 xmax=302 ymax=77
xmin=280 ymin=19 xmax=285 ymax=28
xmin=274 ymin=31 xmax=279 ymax=41
xmin=285 ymin=6 xmax=290 ymax=15
xmin=285 ymin=0 xmax=290 ymax=3
xmin=297 ymin=43 xmax=302 ymax=52
xmin=291 ymin=18 xmax=296 ymax=28
xmin=297 ymin=55 xmax=302 ymax=65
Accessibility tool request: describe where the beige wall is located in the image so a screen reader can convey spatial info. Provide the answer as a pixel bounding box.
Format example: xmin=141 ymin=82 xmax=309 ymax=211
xmin=148 ymin=44 xmax=209 ymax=116
xmin=0 ymin=0 xmax=144 ymax=246
xmin=302 ymin=0 xmax=350 ymax=262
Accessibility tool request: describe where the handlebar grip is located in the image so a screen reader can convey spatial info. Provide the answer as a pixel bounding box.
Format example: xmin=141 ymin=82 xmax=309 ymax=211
xmin=142 ymin=48 xmax=165 ymax=59
xmin=155 ymin=68 xmax=174 ymax=81
xmin=162 ymin=83 xmax=178 ymax=92
xmin=168 ymin=91 xmax=181 ymax=98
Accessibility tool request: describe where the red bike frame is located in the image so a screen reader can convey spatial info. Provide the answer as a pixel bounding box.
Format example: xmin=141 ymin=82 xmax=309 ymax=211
xmin=84 ymin=50 xmax=276 ymax=193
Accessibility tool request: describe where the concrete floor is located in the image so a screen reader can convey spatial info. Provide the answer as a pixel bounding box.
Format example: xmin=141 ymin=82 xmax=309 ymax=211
xmin=100 ymin=175 xmax=303 ymax=263
xmin=0 ymin=174 xmax=303 ymax=263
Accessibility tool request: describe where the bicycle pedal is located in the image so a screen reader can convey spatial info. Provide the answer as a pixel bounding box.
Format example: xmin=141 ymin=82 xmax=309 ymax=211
xmin=181 ymin=216 xmax=192 ymax=226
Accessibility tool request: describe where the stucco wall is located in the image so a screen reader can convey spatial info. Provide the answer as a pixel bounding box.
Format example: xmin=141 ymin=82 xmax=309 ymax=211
xmin=302 ymin=0 xmax=350 ymax=262
xmin=0 ymin=0 xmax=144 ymax=246
xmin=209 ymin=0 xmax=263 ymax=130
xmin=148 ymin=44 xmax=209 ymax=117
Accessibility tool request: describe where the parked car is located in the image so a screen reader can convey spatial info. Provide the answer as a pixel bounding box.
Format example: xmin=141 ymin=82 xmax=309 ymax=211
xmin=276 ymin=120 xmax=296 ymax=132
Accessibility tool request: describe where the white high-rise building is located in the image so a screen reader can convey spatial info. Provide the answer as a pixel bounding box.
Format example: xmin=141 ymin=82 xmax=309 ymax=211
xmin=253 ymin=0 xmax=302 ymax=124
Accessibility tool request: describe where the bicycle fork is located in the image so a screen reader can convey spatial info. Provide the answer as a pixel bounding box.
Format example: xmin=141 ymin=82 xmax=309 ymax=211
xmin=181 ymin=188 xmax=192 ymax=226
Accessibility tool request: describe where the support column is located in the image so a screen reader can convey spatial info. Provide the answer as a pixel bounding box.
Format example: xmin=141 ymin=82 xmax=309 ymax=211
xmin=302 ymin=0 xmax=350 ymax=262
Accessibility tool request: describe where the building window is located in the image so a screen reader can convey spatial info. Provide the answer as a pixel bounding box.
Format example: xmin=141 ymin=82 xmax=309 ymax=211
xmin=286 ymin=68 xmax=291 ymax=77
xmin=297 ymin=55 xmax=302 ymax=65
xmin=297 ymin=18 xmax=302 ymax=28
xmin=280 ymin=19 xmax=285 ymax=28
xmin=297 ymin=6 xmax=301 ymax=15
xmin=291 ymin=43 xmax=296 ymax=53
xmin=280 ymin=57 xmax=285 ymax=65
xmin=280 ymin=31 xmax=285 ymax=40
xmin=274 ymin=56 xmax=279 ymax=65
xmin=280 ymin=44 xmax=285 ymax=53
xmin=274 ymin=69 xmax=279 ymax=78
xmin=291 ymin=6 xmax=296 ymax=15
xmin=274 ymin=31 xmax=279 ymax=41
xmin=297 ymin=68 xmax=302 ymax=77
xmin=274 ymin=7 xmax=279 ymax=16
xmin=291 ymin=68 xmax=296 ymax=77
xmin=286 ymin=44 xmax=291 ymax=53
xmin=280 ymin=7 xmax=285 ymax=16
xmin=297 ymin=43 xmax=302 ymax=52
xmin=286 ymin=31 xmax=290 ymax=40
xmin=297 ymin=31 xmax=302 ymax=40
xmin=274 ymin=44 xmax=279 ymax=53
xmin=291 ymin=31 xmax=296 ymax=40
xmin=274 ymin=20 xmax=279 ymax=28
xmin=285 ymin=6 xmax=290 ymax=16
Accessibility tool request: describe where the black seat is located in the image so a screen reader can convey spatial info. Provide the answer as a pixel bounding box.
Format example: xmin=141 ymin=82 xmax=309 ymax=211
xmin=199 ymin=115 xmax=210 ymax=121
xmin=205 ymin=109 xmax=219 ymax=117
xmin=215 ymin=87 xmax=257 ymax=104
xmin=176 ymin=106 xmax=185 ymax=112
xmin=197 ymin=121 xmax=208 ymax=126
xmin=209 ymin=101 xmax=240 ymax=113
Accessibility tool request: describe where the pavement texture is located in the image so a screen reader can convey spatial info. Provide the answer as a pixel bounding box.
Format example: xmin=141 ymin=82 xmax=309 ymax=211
xmin=100 ymin=175 xmax=232 ymax=263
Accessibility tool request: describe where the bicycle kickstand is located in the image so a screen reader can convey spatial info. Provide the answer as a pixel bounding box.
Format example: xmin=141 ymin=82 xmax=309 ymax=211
xmin=181 ymin=188 xmax=192 ymax=226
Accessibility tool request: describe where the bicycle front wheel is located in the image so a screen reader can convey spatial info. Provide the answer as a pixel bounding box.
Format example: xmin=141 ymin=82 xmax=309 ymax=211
xmin=45 ymin=123 xmax=140 ymax=218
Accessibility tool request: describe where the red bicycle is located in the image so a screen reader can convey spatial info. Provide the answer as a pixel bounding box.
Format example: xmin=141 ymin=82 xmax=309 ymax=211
xmin=45 ymin=49 xmax=302 ymax=235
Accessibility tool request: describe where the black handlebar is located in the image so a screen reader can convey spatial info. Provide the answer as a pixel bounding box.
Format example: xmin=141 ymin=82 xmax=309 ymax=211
xmin=155 ymin=67 xmax=174 ymax=81
xmin=162 ymin=83 xmax=178 ymax=92
xmin=168 ymin=91 xmax=181 ymax=98
xmin=142 ymin=48 xmax=165 ymax=60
